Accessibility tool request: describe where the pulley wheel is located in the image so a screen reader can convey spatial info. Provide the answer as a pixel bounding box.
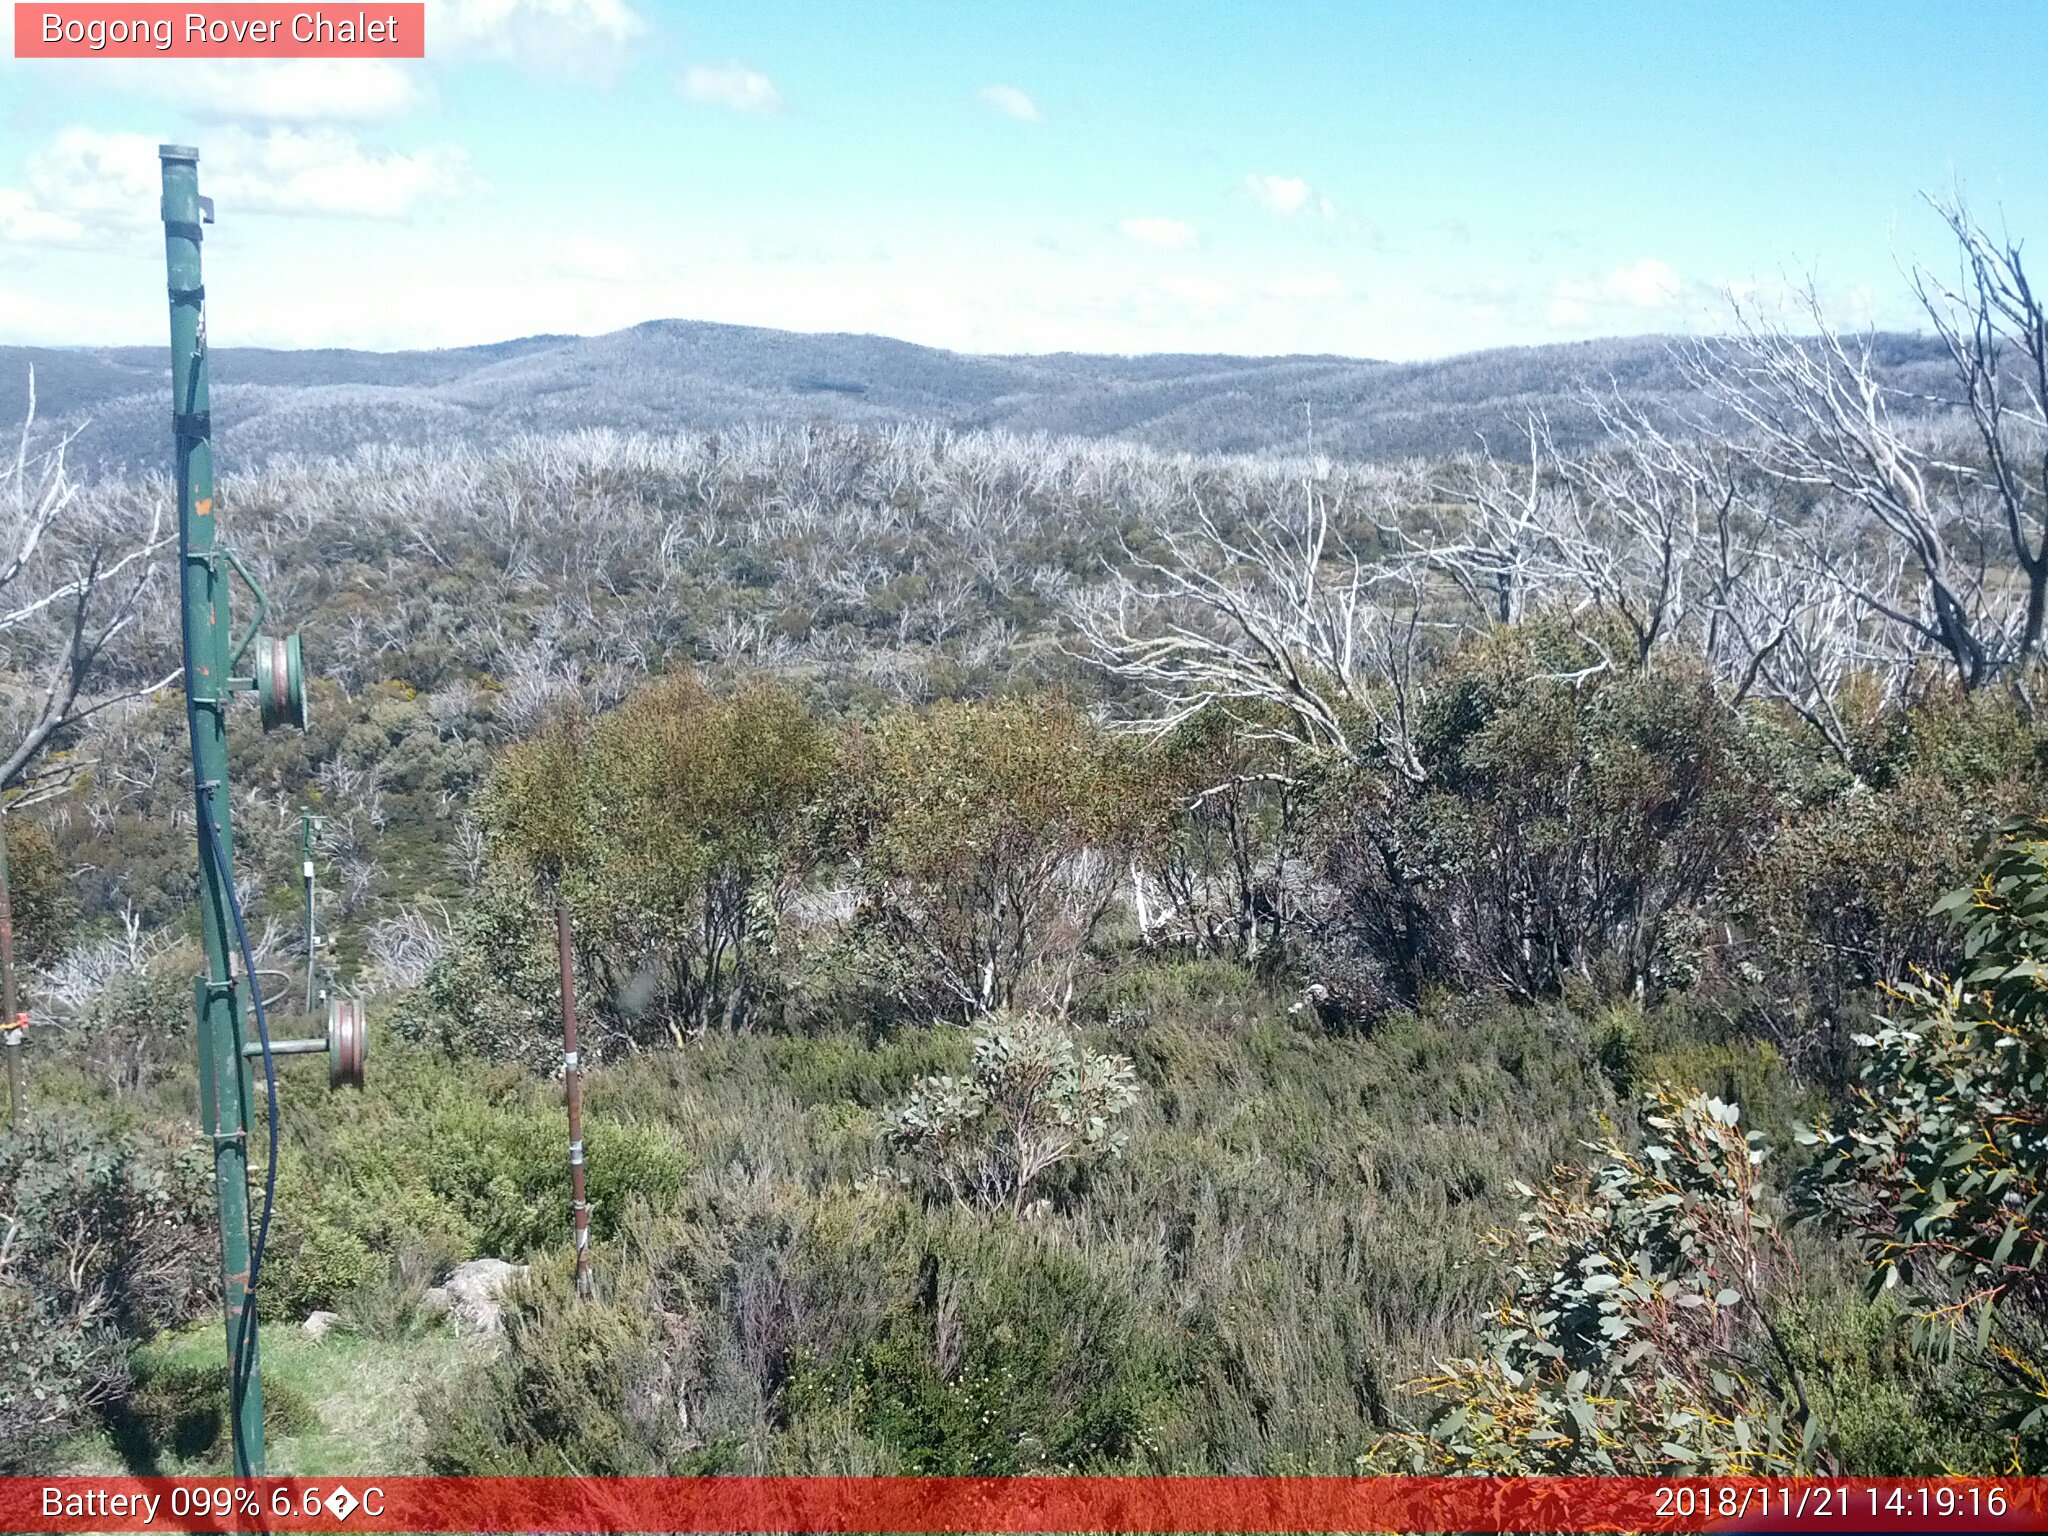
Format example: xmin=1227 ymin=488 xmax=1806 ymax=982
xmin=326 ymin=996 xmax=366 ymax=1090
xmin=255 ymin=632 xmax=309 ymax=733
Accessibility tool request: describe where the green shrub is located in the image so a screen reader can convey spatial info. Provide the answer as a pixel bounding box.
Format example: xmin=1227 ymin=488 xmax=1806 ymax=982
xmin=264 ymin=1033 xmax=689 ymax=1316
xmin=1588 ymin=1003 xmax=1646 ymax=1100
xmin=1776 ymin=1281 xmax=2015 ymax=1473
xmin=1311 ymin=623 xmax=1778 ymax=1011
xmin=881 ymin=1012 xmax=1138 ymax=1216
xmin=3 ymin=816 xmax=76 ymax=967
xmin=404 ymin=873 xmax=564 ymax=1071
xmin=1373 ymin=1088 xmax=1822 ymax=1473
xmin=422 ymin=1260 xmax=671 ymax=1475
xmin=1797 ymin=816 xmax=2048 ymax=1453
xmin=788 ymin=1217 xmax=1174 ymax=1473
xmin=118 ymin=1360 xmax=319 ymax=1461
xmin=427 ymin=1171 xmax=1179 ymax=1476
xmin=466 ymin=674 xmax=838 ymax=1049
xmin=0 ymin=1123 xmax=213 ymax=1469
xmin=1139 ymin=714 xmax=1314 ymax=967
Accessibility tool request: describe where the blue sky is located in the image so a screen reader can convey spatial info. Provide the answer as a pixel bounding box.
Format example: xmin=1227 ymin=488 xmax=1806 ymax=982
xmin=2 ymin=0 xmax=2044 ymax=358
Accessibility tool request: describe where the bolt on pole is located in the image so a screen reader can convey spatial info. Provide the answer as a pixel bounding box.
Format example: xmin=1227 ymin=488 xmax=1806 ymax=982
xmin=556 ymin=899 xmax=595 ymax=1300
xmin=162 ymin=143 xmax=265 ymax=1477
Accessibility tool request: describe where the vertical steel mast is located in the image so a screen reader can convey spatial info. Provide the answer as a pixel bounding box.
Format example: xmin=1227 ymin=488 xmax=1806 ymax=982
xmin=161 ymin=143 xmax=264 ymax=1477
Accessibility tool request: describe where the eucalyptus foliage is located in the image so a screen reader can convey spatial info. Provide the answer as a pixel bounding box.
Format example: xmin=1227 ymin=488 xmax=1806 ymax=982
xmin=1798 ymin=816 xmax=2048 ymax=1442
xmin=1380 ymin=1088 xmax=1822 ymax=1473
xmin=882 ymin=1011 xmax=1139 ymax=1217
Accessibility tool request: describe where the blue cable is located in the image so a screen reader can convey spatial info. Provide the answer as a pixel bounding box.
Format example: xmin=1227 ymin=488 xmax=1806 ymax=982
xmin=176 ymin=318 xmax=279 ymax=1474
xmin=200 ymin=794 xmax=280 ymax=1298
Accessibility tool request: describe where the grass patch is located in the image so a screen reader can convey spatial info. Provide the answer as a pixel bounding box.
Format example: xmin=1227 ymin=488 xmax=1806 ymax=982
xmin=62 ymin=1321 xmax=480 ymax=1476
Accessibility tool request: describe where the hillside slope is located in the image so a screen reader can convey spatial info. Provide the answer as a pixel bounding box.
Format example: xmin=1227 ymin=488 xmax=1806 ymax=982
xmin=2 ymin=320 xmax=1954 ymax=473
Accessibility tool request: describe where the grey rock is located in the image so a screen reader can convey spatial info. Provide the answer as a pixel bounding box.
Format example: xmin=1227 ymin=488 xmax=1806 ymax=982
xmin=301 ymin=1310 xmax=342 ymax=1340
xmin=442 ymin=1257 xmax=529 ymax=1336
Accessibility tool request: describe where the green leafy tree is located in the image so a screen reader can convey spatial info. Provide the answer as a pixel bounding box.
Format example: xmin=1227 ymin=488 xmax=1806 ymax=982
xmin=578 ymin=674 xmax=836 ymax=1039
xmin=1737 ymin=690 xmax=2042 ymax=1034
xmin=2 ymin=815 xmax=74 ymax=968
xmin=1316 ymin=623 xmax=1774 ymax=1009
xmin=425 ymin=674 xmax=835 ymax=1054
xmin=1798 ymin=816 xmax=2048 ymax=1447
xmin=486 ymin=702 xmax=595 ymax=896
xmin=1140 ymin=710 xmax=1314 ymax=968
xmin=840 ymin=698 xmax=1155 ymax=1017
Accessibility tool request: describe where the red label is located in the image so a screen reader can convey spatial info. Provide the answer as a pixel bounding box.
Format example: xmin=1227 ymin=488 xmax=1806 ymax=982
xmin=0 ymin=1477 xmax=2040 ymax=1533
xmin=14 ymin=4 xmax=425 ymax=57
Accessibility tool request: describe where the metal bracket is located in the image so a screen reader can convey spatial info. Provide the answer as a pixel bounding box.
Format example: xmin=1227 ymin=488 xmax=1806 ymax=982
xmin=220 ymin=545 xmax=269 ymax=671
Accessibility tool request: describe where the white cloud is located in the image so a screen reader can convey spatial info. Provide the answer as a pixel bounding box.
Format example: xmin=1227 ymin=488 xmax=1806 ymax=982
xmin=84 ymin=59 xmax=423 ymax=123
xmin=1547 ymin=258 xmax=1684 ymax=327
xmin=22 ymin=130 xmax=160 ymax=233
xmin=1156 ymin=273 xmax=1235 ymax=307
xmin=1545 ymin=294 xmax=1592 ymax=328
xmin=979 ymin=84 xmax=1040 ymax=123
xmin=1119 ymin=217 xmax=1199 ymax=250
xmin=1246 ymin=174 xmax=1336 ymax=220
xmin=205 ymin=128 xmax=471 ymax=219
xmin=0 ymin=190 xmax=85 ymax=246
xmin=0 ymin=126 xmax=473 ymax=244
xmin=1264 ymin=272 xmax=1346 ymax=301
xmin=1604 ymin=257 xmax=1682 ymax=308
xmin=427 ymin=0 xmax=644 ymax=70
xmin=1247 ymin=174 xmax=1310 ymax=216
xmin=681 ymin=61 xmax=783 ymax=113
xmin=551 ymin=236 xmax=643 ymax=282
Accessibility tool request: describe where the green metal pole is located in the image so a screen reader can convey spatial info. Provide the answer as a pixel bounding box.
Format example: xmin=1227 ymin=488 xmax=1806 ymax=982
xmin=161 ymin=143 xmax=264 ymax=1477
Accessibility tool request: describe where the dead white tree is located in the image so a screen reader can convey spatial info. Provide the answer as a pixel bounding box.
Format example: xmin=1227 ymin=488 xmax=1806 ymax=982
xmin=1912 ymin=195 xmax=2048 ymax=680
xmin=0 ymin=375 xmax=175 ymax=797
xmin=363 ymin=899 xmax=455 ymax=993
xmin=1541 ymin=396 xmax=1746 ymax=667
xmin=1688 ymin=201 xmax=2048 ymax=695
xmin=1424 ymin=422 xmax=1570 ymax=627
xmin=1712 ymin=532 xmax=1898 ymax=765
xmin=1069 ymin=481 xmax=1435 ymax=779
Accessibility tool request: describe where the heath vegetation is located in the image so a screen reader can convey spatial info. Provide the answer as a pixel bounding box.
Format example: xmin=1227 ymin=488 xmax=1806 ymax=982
xmin=4 ymin=196 xmax=2048 ymax=1475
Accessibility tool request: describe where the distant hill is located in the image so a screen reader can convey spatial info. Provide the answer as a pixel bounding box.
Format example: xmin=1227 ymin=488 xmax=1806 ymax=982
xmin=0 ymin=319 xmax=1956 ymax=475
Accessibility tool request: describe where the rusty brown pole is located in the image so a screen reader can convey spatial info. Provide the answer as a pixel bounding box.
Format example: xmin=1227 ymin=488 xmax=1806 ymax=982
xmin=556 ymin=898 xmax=594 ymax=1299
xmin=1 ymin=809 xmax=21 ymax=1129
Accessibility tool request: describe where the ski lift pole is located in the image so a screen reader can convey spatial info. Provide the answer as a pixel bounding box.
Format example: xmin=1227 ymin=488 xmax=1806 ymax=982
xmin=163 ymin=143 xmax=262 ymax=1477
xmin=163 ymin=144 xmax=324 ymax=1479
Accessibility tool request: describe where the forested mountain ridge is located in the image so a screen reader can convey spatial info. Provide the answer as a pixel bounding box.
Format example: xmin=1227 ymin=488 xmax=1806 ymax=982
xmin=4 ymin=320 xmax=1954 ymax=473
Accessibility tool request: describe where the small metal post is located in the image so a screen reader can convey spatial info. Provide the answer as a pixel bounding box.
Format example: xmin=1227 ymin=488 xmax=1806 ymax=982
xmin=556 ymin=899 xmax=594 ymax=1300
xmin=301 ymin=809 xmax=318 ymax=1015
xmin=1 ymin=808 xmax=22 ymax=1129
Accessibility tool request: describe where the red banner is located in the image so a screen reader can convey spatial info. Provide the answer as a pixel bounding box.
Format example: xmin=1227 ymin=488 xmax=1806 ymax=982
xmin=14 ymin=5 xmax=425 ymax=58
xmin=1 ymin=1477 xmax=2041 ymax=1533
